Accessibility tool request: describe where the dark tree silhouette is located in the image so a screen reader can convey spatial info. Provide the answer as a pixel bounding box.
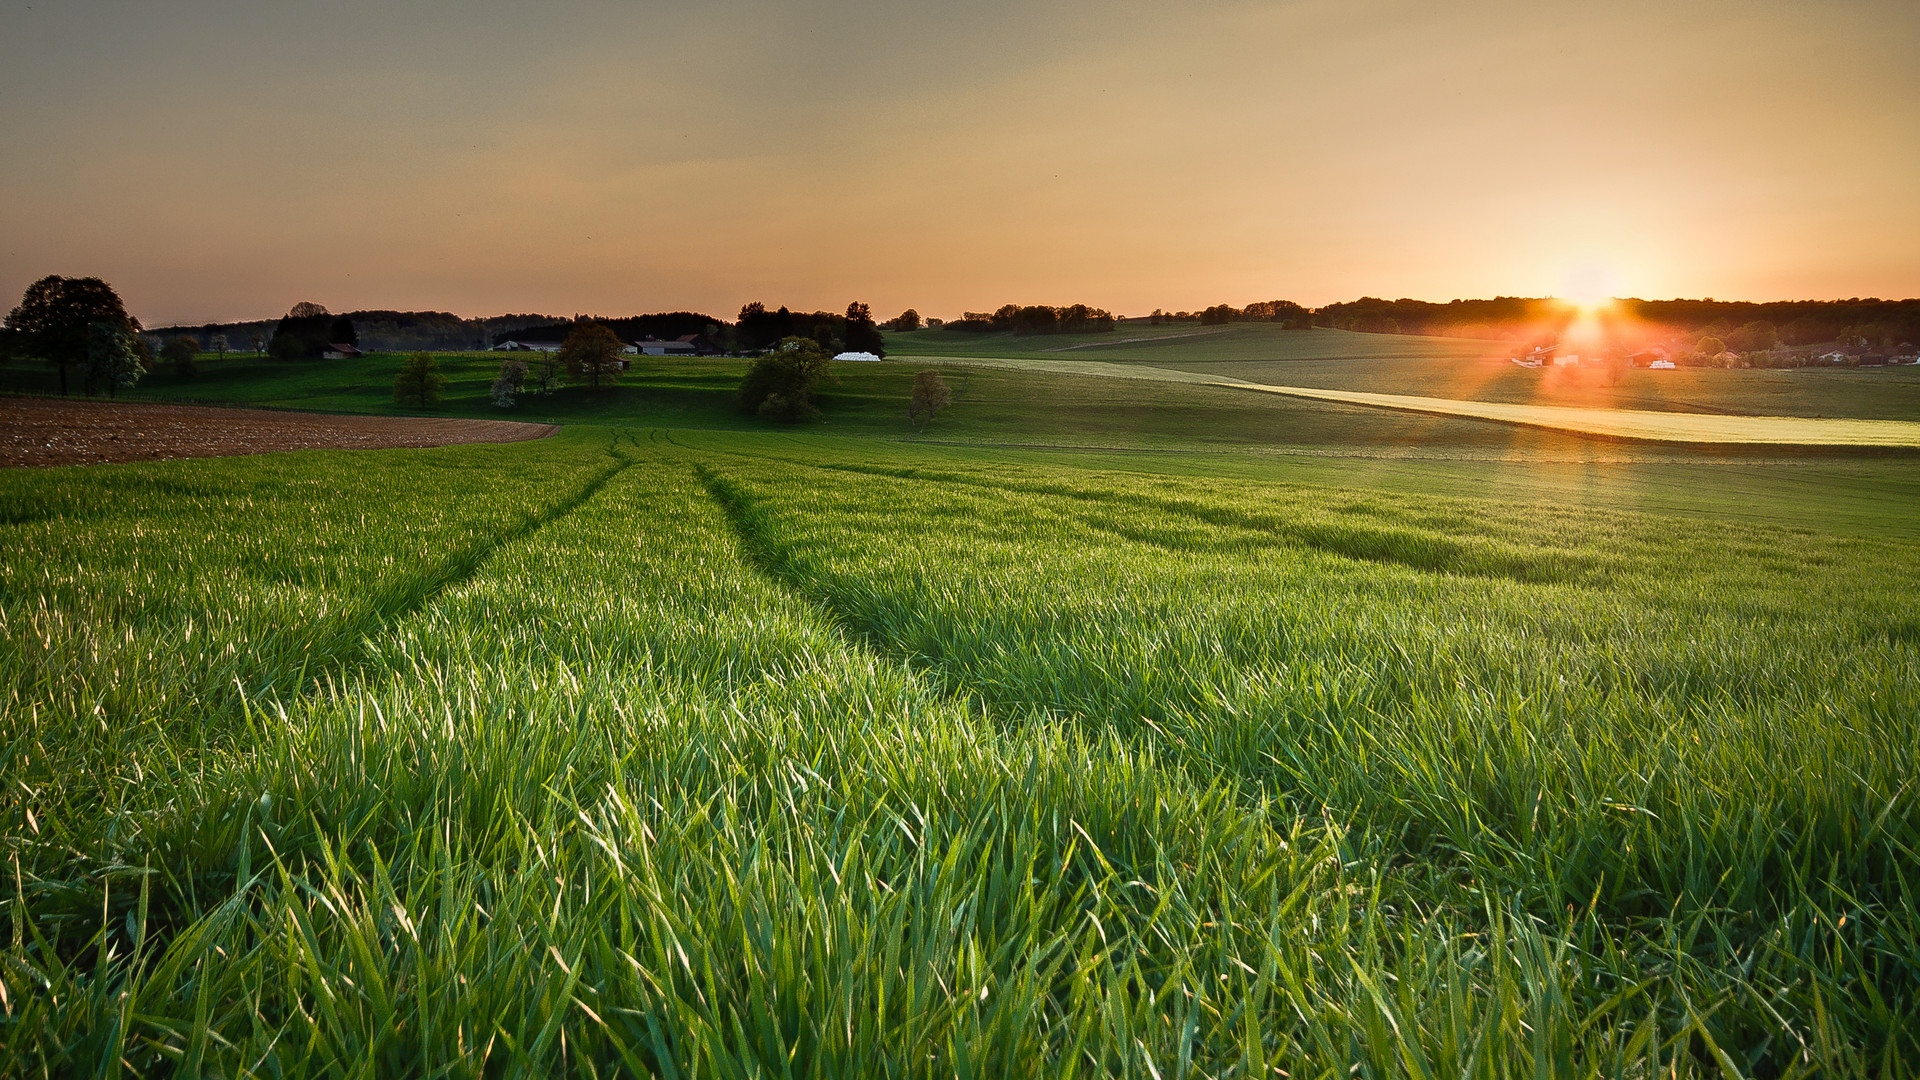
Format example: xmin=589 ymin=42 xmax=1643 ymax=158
xmin=3 ymin=275 xmax=138 ymax=396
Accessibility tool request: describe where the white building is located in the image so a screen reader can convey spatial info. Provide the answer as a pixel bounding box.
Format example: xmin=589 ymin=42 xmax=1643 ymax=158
xmin=834 ymin=351 xmax=883 ymax=363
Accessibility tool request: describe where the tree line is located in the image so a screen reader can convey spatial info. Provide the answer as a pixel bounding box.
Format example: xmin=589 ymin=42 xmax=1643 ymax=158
xmin=943 ymin=304 xmax=1116 ymax=335
xmin=735 ymin=302 xmax=885 ymax=355
xmin=1311 ymin=296 xmax=1920 ymax=347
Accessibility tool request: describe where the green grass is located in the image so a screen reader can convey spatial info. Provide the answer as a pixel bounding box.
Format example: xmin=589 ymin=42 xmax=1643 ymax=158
xmin=887 ymin=323 xmax=1920 ymax=422
xmin=4 ymin=425 xmax=1918 ymax=1074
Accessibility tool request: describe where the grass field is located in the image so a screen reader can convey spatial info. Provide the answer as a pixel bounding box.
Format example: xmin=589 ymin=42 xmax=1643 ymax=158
xmin=4 ymin=330 xmax=1920 ymax=1073
xmin=4 ymin=418 xmax=1919 ymax=1075
xmin=887 ymin=324 xmax=1920 ymax=423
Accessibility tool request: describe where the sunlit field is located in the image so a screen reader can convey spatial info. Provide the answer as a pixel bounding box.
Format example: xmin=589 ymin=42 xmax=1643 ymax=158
xmin=4 ymin=421 xmax=1917 ymax=1075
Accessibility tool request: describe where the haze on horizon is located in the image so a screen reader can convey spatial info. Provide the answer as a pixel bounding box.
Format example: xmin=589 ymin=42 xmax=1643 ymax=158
xmin=2 ymin=0 xmax=1915 ymax=327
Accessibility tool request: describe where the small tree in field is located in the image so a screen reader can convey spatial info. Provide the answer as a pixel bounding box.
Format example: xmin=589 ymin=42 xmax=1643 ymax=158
xmin=393 ymin=351 xmax=446 ymax=408
xmin=87 ymin=321 xmax=144 ymax=398
xmin=248 ymin=332 xmax=266 ymax=355
xmin=560 ymin=324 xmax=624 ymax=392
xmin=490 ymin=357 xmax=528 ymax=408
xmin=162 ymin=335 xmax=199 ymax=378
xmin=739 ymin=337 xmax=830 ymax=421
xmin=908 ymin=369 xmax=952 ymax=429
xmin=527 ymin=350 xmax=564 ymax=395
xmin=210 ymin=333 xmax=229 ymax=356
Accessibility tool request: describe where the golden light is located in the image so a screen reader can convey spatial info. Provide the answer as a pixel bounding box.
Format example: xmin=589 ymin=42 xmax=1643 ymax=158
xmin=1557 ymin=264 xmax=1619 ymax=316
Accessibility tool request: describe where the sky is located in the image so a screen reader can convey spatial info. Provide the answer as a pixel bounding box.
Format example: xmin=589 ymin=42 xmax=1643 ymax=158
xmin=1 ymin=0 xmax=1916 ymax=325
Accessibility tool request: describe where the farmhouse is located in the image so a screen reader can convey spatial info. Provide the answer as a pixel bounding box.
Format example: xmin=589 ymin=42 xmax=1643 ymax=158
xmin=631 ymin=334 xmax=721 ymax=357
xmin=1509 ymin=344 xmax=1558 ymax=367
xmin=1648 ymin=359 xmax=1676 ymax=370
xmin=633 ymin=336 xmax=696 ymax=356
xmin=322 ymin=344 xmax=363 ymax=359
xmin=491 ymin=339 xmax=562 ymax=353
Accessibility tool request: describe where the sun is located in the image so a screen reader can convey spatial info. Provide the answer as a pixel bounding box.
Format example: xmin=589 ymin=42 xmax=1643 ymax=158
xmin=1557 ymin=264 xmax=1620 ymax=315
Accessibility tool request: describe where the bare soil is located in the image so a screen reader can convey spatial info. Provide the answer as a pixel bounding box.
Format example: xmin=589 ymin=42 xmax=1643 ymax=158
xmin=1 ymin=397 xmax=558 ymax=468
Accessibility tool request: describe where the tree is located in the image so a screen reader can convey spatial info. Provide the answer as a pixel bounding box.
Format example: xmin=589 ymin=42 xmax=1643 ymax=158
xmin=1602 ymin=350 xmax=1630 ymax=387
xmin=329 ymin=317 xmax=357 ymax=349
xmin=845 ymin=301 xmax=886 ymax=357
xmin=559 ymin=323 xmax=624 ymax=392
xmin=87 ymin=321 xmax=144 ymax=397
xmin=1727 ymin=321 xmax=1777 ymax=352
xmin=739 ymin=337 xmax=830 ymax=421
xmin=4 ymin=275 xmax=137 ymax=396
xmin=528 ymin=349 xmax=564 ymax=394
xmin=392 ymin=351 xmax=446 ymax=408
xmin=248 ymin=332 xmax=266 ymax=355
xmin=1694 ymin=335 xmax=1726 ymax=360
xmin=161 ymin=335 xmax=199 ymax=378
xmin=210 ymin=333 xmax=229 ymax=356
xmin=271 ymin=301 xmax=334 ymax=359
xmin=885 ymin=308 xmax=922 ymax=332
xmin=490 ymin=358 xmax=528 ymax=408
xmin=907 ymin=370 xmax=952 ymax=429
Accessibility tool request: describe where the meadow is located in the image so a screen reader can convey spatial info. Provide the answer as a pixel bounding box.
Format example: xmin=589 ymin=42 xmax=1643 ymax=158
xmin=2 ymin=412 xmax=1918 ymax=1075
xmin=4 ymin=331 xmax=1920 ymax=1074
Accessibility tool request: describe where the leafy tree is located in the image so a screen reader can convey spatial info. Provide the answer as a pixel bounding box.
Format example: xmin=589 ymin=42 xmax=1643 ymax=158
xmin=161 ymin=336 xmax=199 ymax=378
xmin=559 ymin=323 xmax=624 ymax=392
xmin=329 ymin=317 xmax=357 ymax=349
xmin=210 ymin=333 xmax=229 ymax=355
xmin=907 ymin=370 xmax=952 ymax=429
xmin=248 ymin=332 xmax=266 ymax=355
xmin=884 ymin=308 xmax=922 ymax=332
xmin=490 ymin=358 xmax=528 ymax=408
xmin=3 ymin=275 xmax=138 ymax=396
xmin=1695 ymin=335 xmax=1726 ymax=358
xmin=86 ymin=321 xmax=144 ymax=397
xmin=392 ymin=351 xmax=446 ymax=408
xmin=739 ymin=337 xmax=830 ymax=421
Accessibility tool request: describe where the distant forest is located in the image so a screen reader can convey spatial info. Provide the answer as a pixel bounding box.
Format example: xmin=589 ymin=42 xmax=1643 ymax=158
xmin=947 ymin=305 xmax=1116 ymax=334
xmin=157 ymin=309 xmax=561 ymax=353
xmin=150 ymin=296 xmax=1920 ymax=355
xmin=495 ymin=313 xmax=727 ymax=347
xmin=1306 ymin=296 xmax=1920 ymax=347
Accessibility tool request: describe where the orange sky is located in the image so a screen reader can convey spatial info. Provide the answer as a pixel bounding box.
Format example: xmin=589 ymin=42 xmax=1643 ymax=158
xmin=2 ymin=0 xmax=1916 ymax=325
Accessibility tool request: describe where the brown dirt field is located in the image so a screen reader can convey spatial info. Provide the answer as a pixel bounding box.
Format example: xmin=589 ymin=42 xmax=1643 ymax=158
xmin=1 ymin=397 xmax=558 ymax=468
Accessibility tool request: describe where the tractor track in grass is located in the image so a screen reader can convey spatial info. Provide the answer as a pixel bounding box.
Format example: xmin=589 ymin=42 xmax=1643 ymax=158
xmin=692 ymin=463 xmax=1036 ymax=729
xmin=249 ymin=435 xmax=639 ymax=708
xmin=679 ymin=436 xmax=1593 ymax=586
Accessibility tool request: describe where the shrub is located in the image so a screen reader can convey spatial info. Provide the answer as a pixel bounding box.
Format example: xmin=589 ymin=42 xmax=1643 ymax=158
xmin=739 ymin=337 xmax=829 ymax=422
xmin=392 ymin=351 xmax=446 ymax=408
xmin=161 ymin=336 xmax=199 ymax=378
xmin=490 ymin=358 xmax=528 ymax=409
